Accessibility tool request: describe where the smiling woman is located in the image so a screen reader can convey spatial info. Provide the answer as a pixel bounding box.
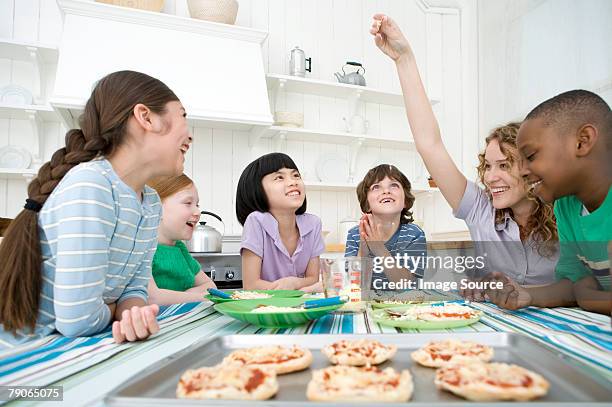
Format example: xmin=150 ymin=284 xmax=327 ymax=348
xmin=370 ymin=14 xmax=558 ymax=287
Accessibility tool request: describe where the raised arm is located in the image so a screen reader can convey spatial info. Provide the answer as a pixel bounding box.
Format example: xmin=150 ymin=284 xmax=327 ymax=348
xmin=371 ymin=14 xmax=467 ymax=211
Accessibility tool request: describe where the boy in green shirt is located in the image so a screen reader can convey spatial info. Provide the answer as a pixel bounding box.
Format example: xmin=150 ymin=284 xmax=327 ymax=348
xmin=487 ymin=90 xmax=611 ymax=315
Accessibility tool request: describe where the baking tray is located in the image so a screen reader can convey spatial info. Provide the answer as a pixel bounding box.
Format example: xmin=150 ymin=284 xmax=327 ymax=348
xmin=106 ymin=332 xmax=612 ymax=406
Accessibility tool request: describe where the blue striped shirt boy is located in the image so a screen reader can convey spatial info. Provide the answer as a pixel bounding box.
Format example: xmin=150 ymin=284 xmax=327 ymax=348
xmin=0 ymin=159 xmax=161 ymax=349
xmin=345 ymin=223 xmax=427 ymax=286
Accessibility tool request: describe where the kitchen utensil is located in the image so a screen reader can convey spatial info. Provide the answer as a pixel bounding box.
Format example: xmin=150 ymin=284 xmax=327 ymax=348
xmin=334 ymin=61 xmax=366 ymax=86
xmin=320 ymin=256 xmax=365 ymax=312
xmin=213 ymin=297 xmax=344 ymax=328
xmin=293 ymin=296 xmax=347 ymax=309
xmin=289 ymin=46 xmax=311 ymax=77
xmin=0 ymin=85 xmax=33 ymax=105
xmin=274 ymin=111 xmax=304 ymax=127
xmin=207 ymin=287 xmax=231 ymax=299
xmin=0 ymin=146 xmax=32 ymax=169
xmin=107 ymin=332 xmax=612 ymax=405
xmin=314 ymin=153 xmax=349 ymax=182
xmin=186 ymin=210 xmax=224 ymax=253
xmin=342 ymin=114 xmax=369 ymax=134
xmin=205 ymin=289 xmax=304 ymax=304
xmin=187 ymin=0 xmax=239 ymax=24
xmin=95 ymin=0 xmax=165 ymax=12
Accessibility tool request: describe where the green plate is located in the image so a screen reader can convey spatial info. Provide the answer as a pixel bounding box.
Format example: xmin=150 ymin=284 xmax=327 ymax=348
xmin=205 ymin=289 xmax=304 ymax=304
xmin=213 ymin=297 xmax=342 ymax=328
xmin=370 ymin=306 xmax=482 ymax=330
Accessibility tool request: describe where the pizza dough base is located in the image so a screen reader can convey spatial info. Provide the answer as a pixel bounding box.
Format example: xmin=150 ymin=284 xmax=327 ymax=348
xmin=411 ymin=340 xmax=493 ymax=368
xmin=322 ymin=339 xmax=397 ymax=366
xmin=223 ymin=345 xmax=313 ymax=374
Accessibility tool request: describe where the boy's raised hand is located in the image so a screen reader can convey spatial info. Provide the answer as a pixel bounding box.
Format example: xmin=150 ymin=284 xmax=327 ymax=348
xmin=360 ymin=214 xmax=389 ymax=256
xmin=112 ymin=304 xmax=160 ymax=344
xmin=370 ymin=14 xmax=413 ymax=62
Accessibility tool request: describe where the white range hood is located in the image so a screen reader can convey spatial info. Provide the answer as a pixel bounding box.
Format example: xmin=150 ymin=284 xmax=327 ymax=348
xmin=51 ymin=0 xmax=273 ymax=133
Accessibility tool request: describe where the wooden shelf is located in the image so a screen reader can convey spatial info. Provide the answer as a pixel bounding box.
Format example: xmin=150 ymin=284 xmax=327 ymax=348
xmin=0 ymin=38 xmax=58 ymax=64
xmin=305 ymin=181 xmax=439 ymax=195
xmin=0 ymin=168 xmax=37 ymax=180
xmin=0 ymin=39 xmax=58 ymax=105
xmin=0 ymin=103 xmax=59 ymax=122
xmin=267 ymin=74 xmax=440 ymax=107
xmin=262 ymin=126 xmax=414 ymax=149
xmin=51 ymin=102 xmax=272 ymax=134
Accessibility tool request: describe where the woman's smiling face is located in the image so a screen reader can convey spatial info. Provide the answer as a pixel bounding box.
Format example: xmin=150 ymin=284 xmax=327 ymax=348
xmin=482 ymin=139 xmax=529 ymax=209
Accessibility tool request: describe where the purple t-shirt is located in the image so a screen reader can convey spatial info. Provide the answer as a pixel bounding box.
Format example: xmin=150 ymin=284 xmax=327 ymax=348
xmin=454 ymin=181 xmax=558 ymax=285
xmin=240 ymin=212 xmax=325 ymax=282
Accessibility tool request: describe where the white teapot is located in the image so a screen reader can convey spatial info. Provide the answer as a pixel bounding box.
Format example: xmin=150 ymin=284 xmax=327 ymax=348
xmin=343 ymin=115 xmax=369 ymax=134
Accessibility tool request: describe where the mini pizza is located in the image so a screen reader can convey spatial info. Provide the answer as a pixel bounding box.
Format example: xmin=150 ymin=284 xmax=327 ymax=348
xmin=176 ymin=364 xmax=278 ymax=400
xmin=435 ymin=362 xmax=550 ymax=401
xmin=385 ymin=304 xmax=482 ymax=322
xmin=306 ymin=365 xmax=413 ymax=402
xmin=322 ymin=339 xmax=397 ymax=366
xmin=230 ymin=290 xmax=271 ymax=300
xmin=222 ymin=345 xmax=313 ymax=374
xmin=411 ymin=339 xmax=493 ymax=367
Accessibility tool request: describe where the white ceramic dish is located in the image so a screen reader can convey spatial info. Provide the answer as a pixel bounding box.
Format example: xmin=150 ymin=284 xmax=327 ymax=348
xmin=0 ymin=146 xmax=32 ymax=169
xmin=0 ymin=85 xmax=33 ymax=105
xmin=315 ymin=152 xmax=349 ymax=182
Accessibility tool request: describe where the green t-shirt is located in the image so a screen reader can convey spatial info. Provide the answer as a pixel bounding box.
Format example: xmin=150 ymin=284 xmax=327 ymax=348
xmin=554 ymin=186 xmax=612 ymax=290
xmin=152 ymin=240 xmax=201 ymax=291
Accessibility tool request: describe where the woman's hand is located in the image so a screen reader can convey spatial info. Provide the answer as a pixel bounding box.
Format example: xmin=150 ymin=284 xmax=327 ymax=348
xmin=370 ymin=13 xmax=413 ymax=62
xmin=484 ymin=272 xmax=532 ymax=310
xmin=112 ymin=304 xmax=160 ymax=344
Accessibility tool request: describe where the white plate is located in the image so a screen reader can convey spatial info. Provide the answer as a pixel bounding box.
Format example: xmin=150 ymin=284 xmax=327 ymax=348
xmin=315 ymin=152 xmax=349 ymax=182
xmin=0 ymin=146 xmax=32 ymax=169
xmin=0 ymin=85 xmax=33 ymax=105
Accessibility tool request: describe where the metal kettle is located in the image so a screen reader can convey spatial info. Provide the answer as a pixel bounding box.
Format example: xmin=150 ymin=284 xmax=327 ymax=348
xmin=334 ymin=61 xmax=366 ymax=86
xmin=187 ymin=211 xmax=224 ymax=253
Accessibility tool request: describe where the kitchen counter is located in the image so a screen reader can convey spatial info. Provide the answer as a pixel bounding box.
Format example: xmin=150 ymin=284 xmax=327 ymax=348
xmin=6 ymin=298 xmax=611 ymax=406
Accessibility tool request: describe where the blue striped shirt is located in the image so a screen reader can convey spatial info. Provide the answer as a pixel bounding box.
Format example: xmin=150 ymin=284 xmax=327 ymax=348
xmin=0 ymin=159 xmax=161 ymax=349
xmin=344 ymin=223 xmax=427 ymax=284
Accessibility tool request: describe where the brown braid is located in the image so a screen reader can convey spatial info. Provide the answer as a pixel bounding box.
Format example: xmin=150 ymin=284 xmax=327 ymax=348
xmin=476 ymin=122 xmax=558 ymax=257
xmin=0 ymin=71 xmax=178 ymax=333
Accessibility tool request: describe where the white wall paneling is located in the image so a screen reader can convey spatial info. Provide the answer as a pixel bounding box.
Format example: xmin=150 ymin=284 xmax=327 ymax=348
xmin=0 ymin=0 xmax=484 ymax=242
xmin=478 ymin=0 xmax=612 ymax=137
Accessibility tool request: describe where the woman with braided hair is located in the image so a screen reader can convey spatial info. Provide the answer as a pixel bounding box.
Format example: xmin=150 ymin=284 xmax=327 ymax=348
xmin=0 ymin=70 xmax=192 ymax=348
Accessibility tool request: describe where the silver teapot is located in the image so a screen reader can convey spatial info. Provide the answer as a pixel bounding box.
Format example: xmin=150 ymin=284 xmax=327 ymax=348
xmin=334 ymin=62 xmax=366 ymax=86
xmin=187 ymin=211 xmax=224 ymax=253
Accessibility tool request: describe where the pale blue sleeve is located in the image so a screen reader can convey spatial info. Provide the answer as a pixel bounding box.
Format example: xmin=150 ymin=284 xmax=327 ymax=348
xmin=42 ymin=169 xmax=116 ymax=337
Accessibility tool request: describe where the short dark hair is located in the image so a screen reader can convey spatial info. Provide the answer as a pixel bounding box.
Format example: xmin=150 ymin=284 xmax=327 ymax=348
xmin=356 ymin=164 xmax=415 ymax=224
xmin=525 ymin=90 xmax=611 ymax=143
xmin=236 ymin=153 xmax=307 ymax=225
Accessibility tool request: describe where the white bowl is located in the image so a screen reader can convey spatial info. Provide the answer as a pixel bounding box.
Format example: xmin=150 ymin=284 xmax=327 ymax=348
xmin=0 ymin=145 xmax=32 ymax=169
xmin=274 ymin=111 xmax=304 ymax=128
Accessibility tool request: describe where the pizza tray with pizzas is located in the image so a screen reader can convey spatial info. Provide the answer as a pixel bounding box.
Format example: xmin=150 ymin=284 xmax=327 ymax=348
xmin=106 ymin=332 xmax=612 ymax=406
